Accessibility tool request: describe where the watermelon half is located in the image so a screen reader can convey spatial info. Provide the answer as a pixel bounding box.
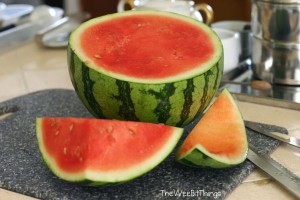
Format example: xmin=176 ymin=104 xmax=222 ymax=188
xmin=176 ymin=89 xmax=248 ymax=168
xmin=68 ymin=10 xmax=223 ymax=127
xmin=36 ymin=118 xmax=183 ymax=185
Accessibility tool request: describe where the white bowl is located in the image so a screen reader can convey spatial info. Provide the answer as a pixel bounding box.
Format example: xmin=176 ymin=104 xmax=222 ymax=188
xmin=212 ymin=20 xmax=250 ymax=32
xmin=212 ymin=20 xmax=253 ymax=62
xmin=213 ymin=28 xmax=241 ymax=74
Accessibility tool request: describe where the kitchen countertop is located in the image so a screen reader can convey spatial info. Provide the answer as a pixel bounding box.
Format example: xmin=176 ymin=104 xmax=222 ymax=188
xmin=0 ymin=41 xmax=299 ymax=200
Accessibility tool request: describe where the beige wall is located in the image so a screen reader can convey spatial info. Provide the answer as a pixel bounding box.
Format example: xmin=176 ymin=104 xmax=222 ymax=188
xmin=199 ymin=0 xmax=251 ymax=21
xmin=79 ymin=0 xmax=251 ymax=22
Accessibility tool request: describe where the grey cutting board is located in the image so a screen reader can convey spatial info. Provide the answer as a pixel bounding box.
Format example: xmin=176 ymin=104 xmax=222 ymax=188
xmin=0 ymin=89 xmax=287 ymax=200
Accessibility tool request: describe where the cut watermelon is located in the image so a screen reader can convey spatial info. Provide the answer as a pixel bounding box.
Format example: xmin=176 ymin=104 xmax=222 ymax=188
xmin=36 ymin=118 xmax=183 ymax=185
xmin=176 ymin=89 xmax=248 ymax=168
xmin=68 ymin=10 xmax=223 ymax=127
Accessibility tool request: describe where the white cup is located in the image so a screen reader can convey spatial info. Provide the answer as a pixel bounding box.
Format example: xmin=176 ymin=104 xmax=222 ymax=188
xmin=212 ymin=20 xmax=252 ymax=61
xmin=213 ymin=28 xmax=241 ymax=74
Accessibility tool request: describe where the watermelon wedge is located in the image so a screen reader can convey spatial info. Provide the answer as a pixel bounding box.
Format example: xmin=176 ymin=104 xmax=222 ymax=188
xmin=68 ymin=10 xmax=223 ymax=127
xmin=36 ymin=118 xmax=183 ymax=185
xmin=176 ymin=89 xmax=248 ymax=168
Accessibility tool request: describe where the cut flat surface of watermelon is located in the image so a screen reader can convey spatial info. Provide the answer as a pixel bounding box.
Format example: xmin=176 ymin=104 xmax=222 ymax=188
xmin=70 ymin=10 xmax=222 ymax=83
xmin=36 ymin=118 xmax=183 ymax=185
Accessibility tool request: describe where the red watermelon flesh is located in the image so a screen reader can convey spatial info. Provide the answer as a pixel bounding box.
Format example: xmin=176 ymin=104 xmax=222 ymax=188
xmin=79 ymin=14 xmax=215 ymax=79
xmin=36 ymin=118 xmax=183 ymax=184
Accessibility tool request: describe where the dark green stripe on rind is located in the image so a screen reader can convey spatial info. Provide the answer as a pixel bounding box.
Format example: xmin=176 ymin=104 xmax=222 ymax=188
xmin=213 ymin=57 xmax=223 ymax=90
xmin=176 ymin=79 xmax=194 ymax=126
xmin=176 ymin=148 xmax=235 ymax=168
xmin=115 ymin=80 xmax=139 ymax=121
xmin=68 ymin=46 xmax=223 ymax=126
xmin=200 ymin=70 xmax=214 ymax=112
xmin=67 ymin=45 xmax=78 ymax=92
xmin=198 ymin=59 xmax=223 ymax=115
xmin=68 ymin=47 xmax=94 ymax=115
xmin=148 ymin=83 xmax=176 ymax=124
xmin=72 ymin=179 xmax=125 ymax=187
xmin=68 ymin=47 xmax=105 ymax=117
xmin=80 ymin=63 xmax=104 ymax=117
xmin=67 ymin=46 xmax=74 ymax=85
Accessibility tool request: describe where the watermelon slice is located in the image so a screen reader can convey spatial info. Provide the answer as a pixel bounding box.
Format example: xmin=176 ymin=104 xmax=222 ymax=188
xmin=68 ymin=10 xmax=223 ymax=127
xmin=176 ymin=89 xmax=248 ymax=168
xmin=36 ymin=118 xmax=183 ymax=185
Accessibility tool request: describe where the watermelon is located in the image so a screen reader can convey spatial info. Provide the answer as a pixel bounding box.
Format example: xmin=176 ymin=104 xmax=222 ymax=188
xmin=36 ymin=118 xmax=183 ymax=185
xmin=176 ymin=89 xmax=248 ymax=168
xmin=68 ymin=10 xmax=223 ymax=127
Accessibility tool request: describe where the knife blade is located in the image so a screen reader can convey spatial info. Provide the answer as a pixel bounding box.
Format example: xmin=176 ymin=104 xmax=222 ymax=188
xmin=245 ymin=121 xmax=300 ymax=148
xmin=247 ymin=144 xmax=300 ymax=198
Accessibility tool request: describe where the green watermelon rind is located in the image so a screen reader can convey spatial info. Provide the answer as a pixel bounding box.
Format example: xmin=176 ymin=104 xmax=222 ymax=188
xmin=68 ymin=51 xmax=222 ymax=127
xmin=36 ymin=118 xmax=184 ymax=186
xmin=68 ymin=10 xmax=223 ymax=127
xmin=176 ymin=145 xmax=248 ymax=168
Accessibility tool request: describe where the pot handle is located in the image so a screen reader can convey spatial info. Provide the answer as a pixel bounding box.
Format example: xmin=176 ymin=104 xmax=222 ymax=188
xmin=194 ymin=3 xmax=214 ymax=25
xmin=117 ymin=0 xmax=134 ymax=12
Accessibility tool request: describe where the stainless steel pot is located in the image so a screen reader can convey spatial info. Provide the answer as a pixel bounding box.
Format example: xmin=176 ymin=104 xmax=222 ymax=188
xmin=252 ymin=0 xmax=300 ymax=43
xmin=251 ymin=0 xmax=300 ymax=85
xmin=252 ymin=36 xmax=300 ymax=85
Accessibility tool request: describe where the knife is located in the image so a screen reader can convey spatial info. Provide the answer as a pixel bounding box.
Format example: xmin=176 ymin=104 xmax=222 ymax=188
xmin=245 ymin=121 xmax=300 ymax=148
xmin=247 ymin=144 xmax=300 ymax=198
